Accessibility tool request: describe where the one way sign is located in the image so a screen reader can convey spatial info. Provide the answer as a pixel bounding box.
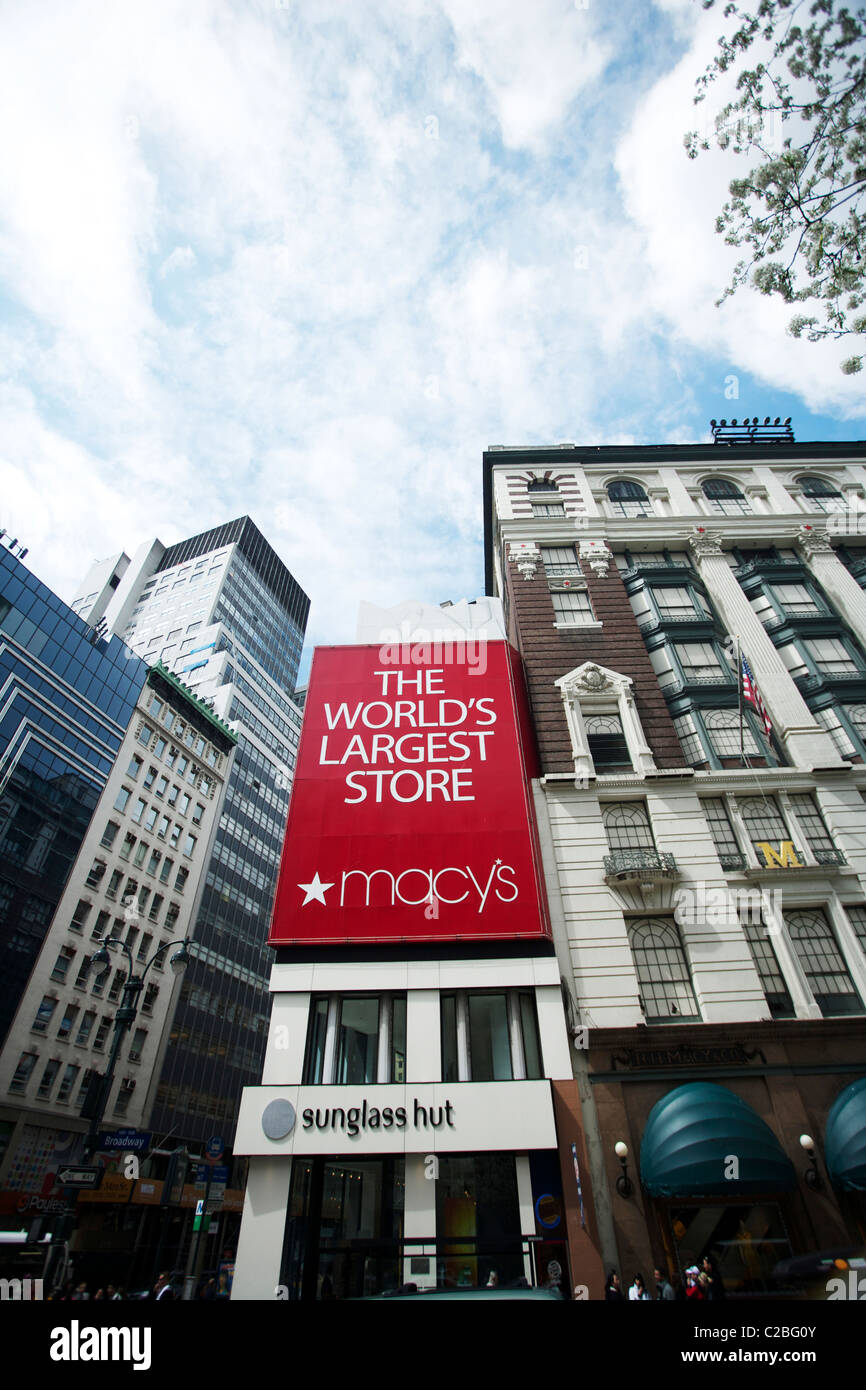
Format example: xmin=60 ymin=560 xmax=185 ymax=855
xmin=56 ymin=1166 xmax=103 ymax=1189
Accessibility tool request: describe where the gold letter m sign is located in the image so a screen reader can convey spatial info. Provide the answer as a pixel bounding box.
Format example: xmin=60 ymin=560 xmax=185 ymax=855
xmin=755 ymin=841 xmax=803 ymax=869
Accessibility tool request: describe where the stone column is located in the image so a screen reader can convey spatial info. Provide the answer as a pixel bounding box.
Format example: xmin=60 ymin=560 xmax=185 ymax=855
xmin=796 ymin=527 xmax=866 ymax=652
xmin=686 ymin=530 xmax=846 ymax=770
xmin=233 ymin=1157 xmax=292 ymax=1299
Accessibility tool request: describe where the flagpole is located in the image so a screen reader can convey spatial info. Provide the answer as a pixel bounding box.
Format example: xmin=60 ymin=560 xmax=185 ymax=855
xmin=736 ymin=635 xmax=745 ymax=766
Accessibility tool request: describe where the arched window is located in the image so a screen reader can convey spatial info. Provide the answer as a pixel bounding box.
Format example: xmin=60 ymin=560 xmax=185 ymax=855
xmin=797 ymin=475 xmax=847 ymax=513
xmin=602 ymin=801 xmax=654 ymax=850
xmin=704 ymin=708 xmax=762 ymax=758
xmin=783 ymin=909 xmax=863 ymax=1015
xmin=607 ymin=480 xmax=650 ymax=517
xmin=628 ymin=918 xmax=700 ymax=1022
xmin=585 ymin=715 xmax=631 ymax=769
xmin=702 ymin=477 xmax=751 ymax=515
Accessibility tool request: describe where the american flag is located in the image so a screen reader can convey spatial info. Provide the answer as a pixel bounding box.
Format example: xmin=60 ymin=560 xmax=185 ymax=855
xmin=741 ymin=654 xmax=773 ymax=737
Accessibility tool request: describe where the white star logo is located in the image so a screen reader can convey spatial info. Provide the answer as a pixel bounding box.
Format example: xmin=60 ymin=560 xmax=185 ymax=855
xmin=298 ymin=872 xmax=334 ymax=906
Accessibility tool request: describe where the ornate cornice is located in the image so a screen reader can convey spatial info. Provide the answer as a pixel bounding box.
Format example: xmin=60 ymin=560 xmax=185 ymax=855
xmin=507 ymin=540 xmax=540 ymax=580
xmin=795 ymin=525 xmax=835 ymax=558
xmin=686 ymin=528 xmax=724 ymax=559
xmin=579 ymin=538 xmax=612 ymax=578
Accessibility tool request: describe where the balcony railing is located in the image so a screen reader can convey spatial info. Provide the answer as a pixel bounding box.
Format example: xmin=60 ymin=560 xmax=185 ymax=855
xmin=794 ymin=672 xmax=865 ymax=693
xmin=718 ymin=852 xmax=747 ymax=871
xmin=638 ymin=613 xmax=715 ymax=631
xmin=604 ymin=849 xmax=679 ymax=885
xmin=811 ymin=847 xmax=848 ymax=866
xmin=736 ymin=560 xmax=805 ymax=578
xmin=623 ymin=559 xmax=691 ymax=575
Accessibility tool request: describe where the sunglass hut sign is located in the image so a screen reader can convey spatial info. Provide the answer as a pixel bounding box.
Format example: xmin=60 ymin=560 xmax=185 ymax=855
xmin=269 ymin=642 xmax=550 ymax=946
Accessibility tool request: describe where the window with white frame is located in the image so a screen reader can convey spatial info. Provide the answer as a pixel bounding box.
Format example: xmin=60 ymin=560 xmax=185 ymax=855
xmin=602 ymin=801 xmax=655 ymax=851
xmin=541 ymin=545 xmax=579 ymax=576
xmin=585 ymin=715 xmax=631 ymax=770
xmin=788 ymin=793 xmax=842 ymax=864
xmin=556 ymin=664 xmax=656 ymax=779
xmin=608 ymin=480 xmax=651 ymax=517
xmin=673 ymin=713 xmax=705 ymax=766
xmin=797 ymin=475 xmax=847 ymax=513
xmin=628 ymin=917 xmax=701 ymax=1022
xmin=738 ymin=796 xmax=792 ymax=859
xmin=704 ymin=709 xmax=762 ymax=759
xmin=653 ymin=585 xmax=709 ymax=619
xmin=56 ymin=1063 xmax=80 ymax=1104
xmin=770 ymin=582 xmax=822 ymax=615
xmin=531 ymin=501 xmax=566 ymax=517
xmin=31 ymin=996 xmax=58 ymax=1034
xmin=552 ymin=589 xmax=595 ymax=625
xmin=36 ymin=1059 xmax=60 ymax=1099
xmin=57 ymin=1004 xmax=79 ymax=1042
xmin=804 ymin=637 xmax=860 ymax=675
xmin=441 ymin=989 xmax=542 ymax=1082
xmin=674 ymin=641 xmax=727 ymax=681
xmin=9 ymin=1052 xmax=38 ymax=1093
xmin=50 ymin=945 xmax=76 ymax=983
xmin=701 ymin=798 xmax=744 ymax=868
xmin=302 ymin=994 xmax=407 ymax=1085
xmin=845 ymin=905 xmax=866 ymax=950
xmin=702 ymin=477 xmax=752 ymax=515
xmin=114 ymin=1078 xmax=136 ymax=1116
xmin=740 ymin=915 xmax=795 ymax=1018
xmin=784 ymin=909 xmax=863 ymax=1015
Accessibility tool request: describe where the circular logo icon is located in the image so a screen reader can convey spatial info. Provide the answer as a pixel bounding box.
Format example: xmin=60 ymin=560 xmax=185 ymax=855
xmin=261 ymin=1099 xmax=296 ymax=1141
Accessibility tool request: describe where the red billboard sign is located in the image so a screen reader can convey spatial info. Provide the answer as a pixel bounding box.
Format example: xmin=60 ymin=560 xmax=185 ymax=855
xmin=269 ymin=641 xmax=551 ymax=945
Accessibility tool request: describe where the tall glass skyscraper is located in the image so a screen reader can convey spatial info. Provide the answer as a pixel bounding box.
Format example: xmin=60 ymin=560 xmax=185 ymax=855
xmin=0 ymin=546 xmax=147 ymax=1053
xmin=73 ymin=518 xmax=310 ymax=1147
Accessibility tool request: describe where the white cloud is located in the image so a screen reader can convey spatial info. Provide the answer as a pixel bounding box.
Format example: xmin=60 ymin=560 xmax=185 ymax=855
xmin=0 ymin=0 xmax=862 ymax=667
xmin=615 ymin=4 xmax=866 ymax=413
xmin=439 ymin=0 xmax=609 ymax=150
xmin=159 ymin=246 xmax=197 ymax=278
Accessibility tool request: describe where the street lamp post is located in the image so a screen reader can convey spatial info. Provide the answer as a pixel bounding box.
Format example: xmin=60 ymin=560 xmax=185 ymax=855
xmin=83 ymin=932 xmax=193 ymax=1157
xmin=46 ymin=930 xmax=193 ymax=1290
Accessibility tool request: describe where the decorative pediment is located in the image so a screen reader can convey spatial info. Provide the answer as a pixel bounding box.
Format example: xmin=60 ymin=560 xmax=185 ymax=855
xmin=555 ymin=662 xmax=634 ymax=699
xmin=555 ymin=663 xmax=655 ymax=783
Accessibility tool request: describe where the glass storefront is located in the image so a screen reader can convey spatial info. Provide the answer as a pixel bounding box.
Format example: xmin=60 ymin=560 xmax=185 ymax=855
xmin=668 ymin=1202 xmax=794 ymax=1295
xmin=280 ymin=1152 xmax=534 ymax=1299
xmin=283 ymin=1156 xmax=405 ymax=1300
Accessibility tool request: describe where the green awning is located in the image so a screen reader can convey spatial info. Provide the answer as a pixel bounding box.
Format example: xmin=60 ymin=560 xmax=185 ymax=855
xmin=825 ymin=1076 xmax=866 ymax=1192
xmin=640 ymin=1082 xmax=796 ymax=1197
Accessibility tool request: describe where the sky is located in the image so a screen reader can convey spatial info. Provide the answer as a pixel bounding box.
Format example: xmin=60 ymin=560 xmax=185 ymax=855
xmin=1 ymin=0 xmax=864 ymax=680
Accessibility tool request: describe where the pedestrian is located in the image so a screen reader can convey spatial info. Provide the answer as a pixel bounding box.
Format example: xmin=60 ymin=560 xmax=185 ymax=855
xmin=701 ymin=1254 xmax=726 ymax=1300
xmin=199 ymin=1277 xmax=217 ymax=1301
xmin=105 ymin=1284 xmax=122 ymax=1301
xmin=214 ymin=1272 xmax=231 ymax=1300
xmin=150 ymin=1271 xmax=174 ymax=1301
xmin=654 ymin=1267 xmax=675 ymax=1301
xmin=71 ymin=1282 xmax=90 ymax=1301
xmin=628 ymin=1272 xmax=651 ymax=1301
xmin=486 ymin=1270 xmax=499 ymax=1287
xmin=604 ymin=1269 xmax=624 ymax=1301
xmin=685 ymin=1265 xmax=704 ymax=1300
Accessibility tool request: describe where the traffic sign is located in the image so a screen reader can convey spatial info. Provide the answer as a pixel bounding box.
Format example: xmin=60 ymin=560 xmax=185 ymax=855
xmin=205 ymin=1135 xmax=224 ymax=1162
xmin=57 ymin=1166 xmax=103 ymax=1189
xmin=194 ymin=1164 xmax=229 ymax=1186
xmin=97 ymin=1129 xmax=151 ymax=1154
